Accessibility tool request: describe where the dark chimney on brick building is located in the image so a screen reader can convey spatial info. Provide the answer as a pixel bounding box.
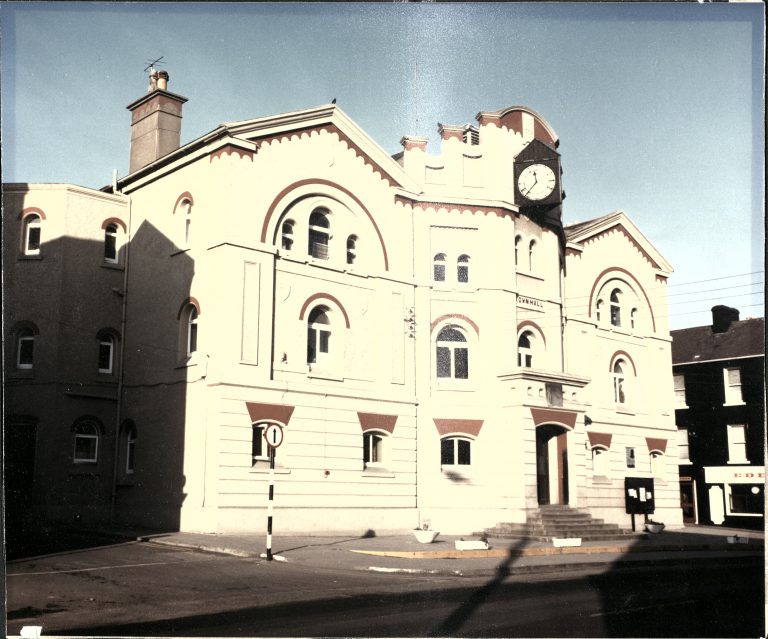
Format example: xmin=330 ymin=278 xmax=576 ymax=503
xmin=126 ymin=69 xmax=188 ymax=173
xmin=711 ymin=305 xmax=740 ymax=334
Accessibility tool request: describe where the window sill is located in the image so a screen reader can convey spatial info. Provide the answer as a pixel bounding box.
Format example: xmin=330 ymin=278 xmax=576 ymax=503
xmin=435 ymin=380 xmax=473 ymax=391
xmin=363 ymin=468 xmax=395 ymax=478
xmin=727 ymin=459 xmax=750 ymax=465
xmin=250 ymin=466 xmax=291 ymax=475
xmin=307 ymin=370 xmax=343 ymax=382
xmin=615 ymin=407 xmax=635 ymax=416
xmin=19 ymin=253 xmax=43 ymax=261
xmin=7 ymin=370 xmax=34 ymax=379
xmin=723 ymin=401 xmax=746 ymax=407
xmin=101 ymin=262 xmax=125 ymax=271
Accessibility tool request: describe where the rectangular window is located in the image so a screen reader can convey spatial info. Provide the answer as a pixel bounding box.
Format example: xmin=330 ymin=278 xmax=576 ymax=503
xmin=727 ymin=424 xmax=748 ymax=464
xmin=434 ymin=264 xmax=445 ymax=282
xmin=17 ymin=336 xmax=34 ymax=369
xmin=440 ymin=438 xmax=454 ymax=465
xmin=252 ymin=425 xmax=266 ymax=464
xmin=454 ymin=348 xmax=469 ymax=379
xmin=363 ymin=433 xmax=383 ymax=466
xmin=457 ymin=439 xmax=471 ymax=465
xmin=625 ymin=447 xmax=635 ymax=468
xmin=677 ymin=428 xmax=690 ymax=463
xmin=546 ymin=383 xmax=563 ymax=407
xmin=319 ymin=330 xmax=330 ymax=354
xmin=729 ymin=484 xmax=763 ymax=515
xmin=673 ymin=374 xmax=686 ymax=407
xmin=74 ymin=435 xmax=98 ymax=463
xmin=441 ymin=438 xmax=471 ymax=466
xmin=105 ymin=235 xmax=117 ymax=262
xmin=723 ymin=367 xmax=743 ymax=404
xmin=436 ymin=346 xmax=451 ymax=378
xmin=26 ymin=226 xmax=41 ymax=254
xmin=457 ymin=265 xmax=468 ymax=283
xmin=308 ymin=230 xmax=329 ymax=260
xmin=98 ymin=340 xmax=113 ymax=373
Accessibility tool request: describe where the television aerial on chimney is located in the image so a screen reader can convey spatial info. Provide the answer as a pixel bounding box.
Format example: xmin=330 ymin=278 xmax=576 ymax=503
xmin=144 ymin=56 xmax=165 ymax=91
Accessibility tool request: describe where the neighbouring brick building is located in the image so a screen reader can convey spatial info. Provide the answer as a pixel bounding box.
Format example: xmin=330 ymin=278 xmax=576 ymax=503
xmin=672 ymin=307 xmax=765 ymax=530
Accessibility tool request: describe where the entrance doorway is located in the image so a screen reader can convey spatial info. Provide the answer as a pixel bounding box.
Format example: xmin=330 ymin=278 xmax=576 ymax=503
xmin=536 ymin=424 xmax=569 ymax=505
xmin=679 ymin=478 xmax=696 ymax=523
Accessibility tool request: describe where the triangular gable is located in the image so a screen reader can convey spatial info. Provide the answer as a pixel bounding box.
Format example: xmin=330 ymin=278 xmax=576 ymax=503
xmin=565 ymin=211 xmax=673 ymax=274
xmin=224 ymin=104 xmax=420 ymax=192
xmin=117 ymin=104 xmax=420 ymax=194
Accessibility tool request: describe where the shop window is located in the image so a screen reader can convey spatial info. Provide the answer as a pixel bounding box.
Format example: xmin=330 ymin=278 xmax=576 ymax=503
xmin=673 ymin=374 xmax=687 ymax=407
xmin=23 ymin=214 xmax=42 ymax=256
xmin=723 ymin=367 xmax=743 ymax=405
xmin=729 ymin=484 xmax=763 ymax=515
xmin=307 ymin=306 xmax=332 ymax=368
xmin=363 ymin=431 xmax=387 ymax=468
xmin=433 ymin=253 xmax=446 ymax=282
xmin=457 ymin=254 xmax=470 ymax=283
xmin=73 ymin=420 xmax=100 ymax=463
xmin=346 ymin=235 xmax=358 ymax=265
xmin=726 ymin=424 xmax=748 ymax=464
xmin=435 ymin=325 xmax=469 ymax=379
xmin=517 ymin=331 xmax=533 ymax=368
xmin=281 ymin=220 xmax=295 ymax=251
xmin=16 ymin=328 xmax=35 ymax=370
xmin=441 ymin=437 xmax=471 ymax=466
xmin=308 ymin=208 xmax=330 ymax=260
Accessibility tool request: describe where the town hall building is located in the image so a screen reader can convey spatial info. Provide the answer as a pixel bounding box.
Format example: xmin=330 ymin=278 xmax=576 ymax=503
xmin=4 ymin=70 xmax=684 ymax=537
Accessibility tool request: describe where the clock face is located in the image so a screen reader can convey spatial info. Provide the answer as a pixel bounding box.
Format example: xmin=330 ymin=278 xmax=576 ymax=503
xmin=517 ymin=163 xmax=556 ymax=202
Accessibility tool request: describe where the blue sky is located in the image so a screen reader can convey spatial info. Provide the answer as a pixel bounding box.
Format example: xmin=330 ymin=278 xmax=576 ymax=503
xmin=2 ymin=2 xmax=763 ymax=329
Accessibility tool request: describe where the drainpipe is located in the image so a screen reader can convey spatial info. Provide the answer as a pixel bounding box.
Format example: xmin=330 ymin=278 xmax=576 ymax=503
xmin=110 ymin=191 xmax=132 ymax=524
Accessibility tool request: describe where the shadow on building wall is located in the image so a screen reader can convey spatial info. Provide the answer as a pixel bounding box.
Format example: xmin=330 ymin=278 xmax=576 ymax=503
xmin=4 ymin=210 xmax=194 ymax=558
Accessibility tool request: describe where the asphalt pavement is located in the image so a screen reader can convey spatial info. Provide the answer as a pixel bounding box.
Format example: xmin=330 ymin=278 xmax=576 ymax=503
xmin=111 ymin=523 xmax=764 ymax=578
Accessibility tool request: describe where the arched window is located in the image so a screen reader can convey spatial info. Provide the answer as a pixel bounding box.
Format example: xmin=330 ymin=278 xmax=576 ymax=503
xmin=16 ymin=328 xmax=35 ymax=370
xmin=517 ymin=331 xmax=533 ymax=368
xmin=307 ymin=306 xmax=331 ymax=367
xmin=457 ymin=254 xmax=470 ymax=283
xmin=363 ymin=430 xmax=388 ymax=468
xmin=252 ymin=423 xmax=269 ymax=464
xmin=433 ymin=253 xmax=446 ymax=282
xmin=104 ymin=224 xmax=119 ymax=263
xmin=98 ymin=334 xmax=115 ymax=374
xmin=650 ymin=451 xmax=664 ymax=477
xmin=281 ymin=220 xmax=294 ymax=251
xmin=596 ymin=300 xmax=604 ymax=324
xmin=187 ymin=307 xmax=198 ymax=355
xmin=436 ymin=325 xmax=469 ymax=379
xmin=514 ymin=235 xmax=522 ymax=267
xmin=441 ymin=436 xmax=472 ymax=466
xmin=612 ymin=359 xmax=627 ymax=404
xmin=118 ymin=420 xmax=137 ymax=477
xmin=592 ymin=447 xmax=609 ymax=476
xmin=23 ymin=214 xmax=42 ymax=256
xmin=308 ymin=208 xmax=330 ymax=260
xmin=73 ymin=419 xmax=100 ymax=463
xmin=528 ymin=240 xmax=536 ymax=271
xmin=630 ymin=308 xmax=638 ymax=330
xmin=346 ymin=235 xmax=358 ymax=265
xmin=610 ymin=289 xmax=622 ymax=327
xmin=178 ymin=200 xmax=193 ymax=248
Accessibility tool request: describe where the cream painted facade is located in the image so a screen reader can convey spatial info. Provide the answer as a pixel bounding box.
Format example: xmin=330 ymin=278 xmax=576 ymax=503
xmin=3 ymin=81 xmax=684 ymax=536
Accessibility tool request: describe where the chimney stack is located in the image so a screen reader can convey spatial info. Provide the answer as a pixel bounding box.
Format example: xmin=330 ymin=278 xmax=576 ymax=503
xmin=711 ymin=305 xmax=740 ymax=334
xmin=126 ymin=69 xmax=188 ymax=173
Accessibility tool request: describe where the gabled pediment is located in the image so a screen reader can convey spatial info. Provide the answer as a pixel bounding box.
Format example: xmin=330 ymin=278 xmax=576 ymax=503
xmin=565 ymin=210 xmax=673 ymax=274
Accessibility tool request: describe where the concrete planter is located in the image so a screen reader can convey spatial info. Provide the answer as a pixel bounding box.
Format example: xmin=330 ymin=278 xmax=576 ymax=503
xmin=552 ymin=537 xmax=582 ymax=548
xmin=455 ymin=539 xmax=490 ymax=550
xmin=413 ymin=529 xmax=439 ymax=544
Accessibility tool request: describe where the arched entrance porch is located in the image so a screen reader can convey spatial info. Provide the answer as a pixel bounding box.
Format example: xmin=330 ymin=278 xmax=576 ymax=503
xmin=536 ymin=424 xmax=570 ymax=505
